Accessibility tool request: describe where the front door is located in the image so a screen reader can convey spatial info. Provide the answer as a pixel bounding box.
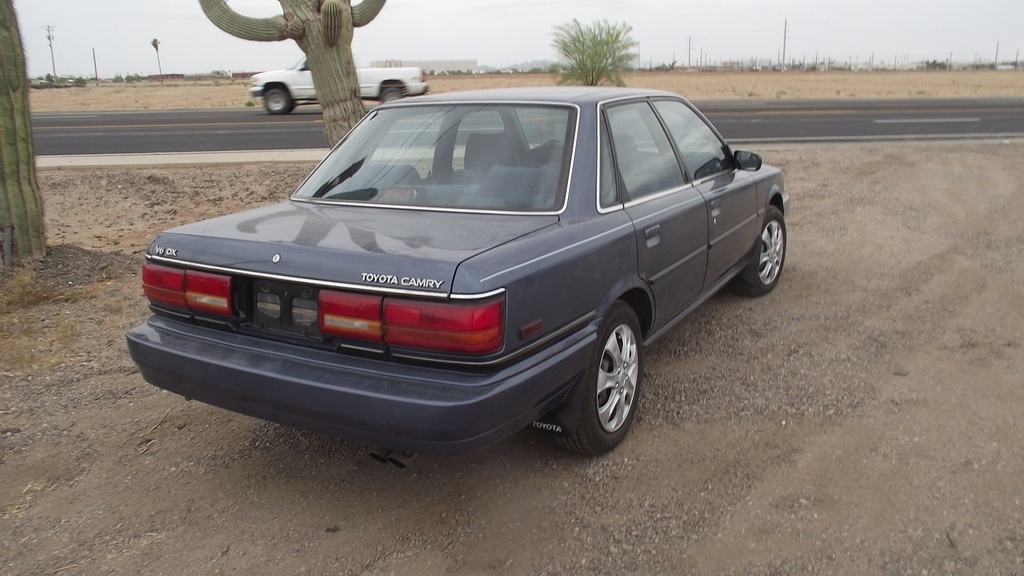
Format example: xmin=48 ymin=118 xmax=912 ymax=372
xmin=652 ymin=99 xmax=759 ymax=285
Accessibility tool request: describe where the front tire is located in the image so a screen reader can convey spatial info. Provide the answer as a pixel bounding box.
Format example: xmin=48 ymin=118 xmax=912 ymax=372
xmin=559 ymin=302 xmax=643 ymax=455
xmin=263 ymin=87 xmax=294 ymax=115
xmin=737 ymin=205 xmax=786 ymax=296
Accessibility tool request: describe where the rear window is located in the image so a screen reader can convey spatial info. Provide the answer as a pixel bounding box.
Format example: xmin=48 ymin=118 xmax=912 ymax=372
xmin=293 ymin=104 xmax=576 ymax=212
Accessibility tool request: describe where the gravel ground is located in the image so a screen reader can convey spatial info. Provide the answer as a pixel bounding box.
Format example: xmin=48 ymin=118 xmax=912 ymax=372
xmin=2 ymin=140 xmax=1023 ymax=575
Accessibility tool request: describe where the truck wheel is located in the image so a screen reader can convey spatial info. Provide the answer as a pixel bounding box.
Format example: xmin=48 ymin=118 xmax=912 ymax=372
xmin=263 ymin=88 xmax=294 ymax=115
xmin=380 ymin=86 xmax=403 ymax=102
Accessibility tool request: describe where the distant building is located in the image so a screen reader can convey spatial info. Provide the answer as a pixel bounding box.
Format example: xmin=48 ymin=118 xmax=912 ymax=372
xmin=370 ymin=59 xmax=478 ymax=74
xmin=147 ymin=74 xmax=185 ymax=81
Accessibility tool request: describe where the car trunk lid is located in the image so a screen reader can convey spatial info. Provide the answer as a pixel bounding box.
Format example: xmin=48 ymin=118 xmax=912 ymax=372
xmin=146 ymin=201 xmax=557 ymax=295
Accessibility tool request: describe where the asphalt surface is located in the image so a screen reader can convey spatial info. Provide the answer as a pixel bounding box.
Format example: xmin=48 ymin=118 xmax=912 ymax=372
xmin=32 ymin=97 xmax=1024 ymax=157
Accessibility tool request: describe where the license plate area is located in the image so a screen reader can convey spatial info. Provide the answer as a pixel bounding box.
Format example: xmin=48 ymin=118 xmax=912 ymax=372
xmin=250 ymin=279 xmax=322 ymax=340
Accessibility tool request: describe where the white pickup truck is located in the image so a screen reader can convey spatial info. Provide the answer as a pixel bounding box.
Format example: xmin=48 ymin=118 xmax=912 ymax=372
xmin=248 ymin=57 xmax=429 ymax=114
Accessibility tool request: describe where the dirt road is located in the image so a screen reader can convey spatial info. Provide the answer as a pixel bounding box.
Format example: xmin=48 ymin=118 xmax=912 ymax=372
xmin=2 ymin=140 xmax=1023 ymax=574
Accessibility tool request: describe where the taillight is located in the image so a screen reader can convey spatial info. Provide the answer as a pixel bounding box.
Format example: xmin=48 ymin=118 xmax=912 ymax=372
xmin=142 ymin=263 xmax=186 ymax=308
xmin=142 ymin=263 xmax=233 ymax=317
xmin=184 ymin=271 xmax=232 ymax=316
xmin=319 ymin=291 xmax=383 ymax=342
xmin=384 ymin=296 xmax=503 ymax=354
xmin=317 ymin=290 xmax=505 ymax=355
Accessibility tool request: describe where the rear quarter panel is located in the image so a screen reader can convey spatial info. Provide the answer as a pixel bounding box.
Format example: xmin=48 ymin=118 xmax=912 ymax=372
xmin=453 ymin=212 xmax=642 ymax=357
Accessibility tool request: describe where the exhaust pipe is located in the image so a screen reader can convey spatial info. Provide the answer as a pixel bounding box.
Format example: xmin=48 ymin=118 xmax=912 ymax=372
xmin=387 ymin=451 xmax=418 ymax=469
xmin=367 ymin=446 xmax=393 ymax=464
xmin=366 ymin=444 xmax=417 ymax=467
xmin=367 ymin=446 xmax=418 ymax=468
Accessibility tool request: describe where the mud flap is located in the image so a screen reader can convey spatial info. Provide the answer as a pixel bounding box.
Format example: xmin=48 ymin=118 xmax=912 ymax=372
xmin=532 ymin=374 xmax=586 ymax=437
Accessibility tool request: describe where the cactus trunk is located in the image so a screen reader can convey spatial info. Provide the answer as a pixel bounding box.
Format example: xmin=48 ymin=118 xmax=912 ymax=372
xmin=198 ymin=0 xmax=386 ymax=146
xmin=287 ymin=1 xmax=363 ymax=145
xmin=0 ymin=0 xmax=46 ymax=265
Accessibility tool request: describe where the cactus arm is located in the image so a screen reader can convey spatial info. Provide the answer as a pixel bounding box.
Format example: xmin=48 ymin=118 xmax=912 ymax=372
xmin=197 ymin=0 xmax=292 ymax=42
xmin=351 ymin=0 xmax=386 ymax=27
xmin=320 ymin=0 xmax=342 ymax=46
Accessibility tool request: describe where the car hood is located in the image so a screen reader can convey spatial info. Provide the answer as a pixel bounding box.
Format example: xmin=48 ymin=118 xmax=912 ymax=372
xmin=146 ymin=201 xmax=558 ymax=295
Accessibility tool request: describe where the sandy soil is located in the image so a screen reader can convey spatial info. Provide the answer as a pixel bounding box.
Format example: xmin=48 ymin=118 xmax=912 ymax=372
xmin=3 ymin=76 xmax=1023 ymax=574
xmin=28 ymin=69 xmax=1024 ymax=111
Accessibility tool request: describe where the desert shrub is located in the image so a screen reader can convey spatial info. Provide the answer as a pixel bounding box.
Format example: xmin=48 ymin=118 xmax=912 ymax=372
xmin=552 ymin=19 xmax=637 ymax=86
xmin=0 ymin=269 xmax=55 ymax=313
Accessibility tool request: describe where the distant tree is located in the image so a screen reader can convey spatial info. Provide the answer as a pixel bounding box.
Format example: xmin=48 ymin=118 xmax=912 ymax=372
xmin=198 ymin=0 xmax=387 ymax=145
xmin=151 ymin=38 xmax=163 ymax=84
xmin=552 ymin=19 xmax=637 ymax=87
xmin=0 ymin=0 xmax=46 ymax=264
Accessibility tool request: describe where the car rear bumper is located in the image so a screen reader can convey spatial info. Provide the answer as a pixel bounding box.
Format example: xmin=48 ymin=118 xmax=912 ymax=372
xmin=126 ymin=316 xmax=593 ymax=456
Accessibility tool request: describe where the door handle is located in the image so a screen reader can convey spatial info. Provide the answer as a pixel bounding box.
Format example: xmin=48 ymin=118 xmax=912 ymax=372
xmin=710 ymin=200 xmax=722 ymax=225
xmin=643 ymin=224 xmax=661 ymax=247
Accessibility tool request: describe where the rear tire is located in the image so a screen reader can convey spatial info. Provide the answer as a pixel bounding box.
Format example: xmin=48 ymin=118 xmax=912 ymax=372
xmin=736 ymin=205 xmax=786 ymax=296
xmin=380 ymin=86 xmax=403 ymax=102
xmin=263 ymin=87 xmax=294 ymax=115
xmin=559 ymin=302 xmax=643 ymax=456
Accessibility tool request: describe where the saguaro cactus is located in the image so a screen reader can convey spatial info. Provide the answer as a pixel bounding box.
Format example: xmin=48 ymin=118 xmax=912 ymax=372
xmin=0 ymin=0 xmax=46 ymax=265
xmin=198 ymin=0 xmax=386 ymax=145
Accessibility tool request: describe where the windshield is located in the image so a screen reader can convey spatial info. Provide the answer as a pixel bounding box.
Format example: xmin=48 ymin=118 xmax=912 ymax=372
xmin=293 ymin=103 xmax=576 ymax=212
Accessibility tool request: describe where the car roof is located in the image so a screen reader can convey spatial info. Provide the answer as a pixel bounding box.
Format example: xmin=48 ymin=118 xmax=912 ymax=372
xmin=385 ymin=86 xmax=683 ymax=107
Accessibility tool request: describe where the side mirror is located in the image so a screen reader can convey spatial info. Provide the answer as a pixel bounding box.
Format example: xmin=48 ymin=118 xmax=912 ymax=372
xmin=735 ymin=150 xmax=763 ymax=171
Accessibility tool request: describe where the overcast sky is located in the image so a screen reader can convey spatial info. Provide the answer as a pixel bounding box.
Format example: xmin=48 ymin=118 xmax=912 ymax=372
xmin=14 ymin=0 xmax=1024 ymax=78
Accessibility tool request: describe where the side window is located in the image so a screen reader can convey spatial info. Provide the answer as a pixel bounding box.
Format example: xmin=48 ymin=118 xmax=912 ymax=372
xmin=653 ymin=100 xmax=730 ymax=181
xmin=599 ymin=123 xmax=618 ymax=208
xmin=605 ymin=102 xmax=685 ymax=200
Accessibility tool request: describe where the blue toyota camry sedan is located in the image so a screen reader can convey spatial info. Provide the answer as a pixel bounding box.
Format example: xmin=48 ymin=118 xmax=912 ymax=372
xmin=126 ymin=87 xmax=788 ymax=459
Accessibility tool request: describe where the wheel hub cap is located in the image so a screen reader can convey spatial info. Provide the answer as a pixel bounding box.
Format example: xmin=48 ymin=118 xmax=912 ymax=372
xmin=758 ymin=220 xmax=784 ymax=285
xmin=596 ymin=325 xmax=639 ymax=432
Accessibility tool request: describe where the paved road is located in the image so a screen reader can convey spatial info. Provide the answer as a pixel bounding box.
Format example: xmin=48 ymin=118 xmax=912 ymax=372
xmin=31 ymin=98 xmax=1024 ymax=156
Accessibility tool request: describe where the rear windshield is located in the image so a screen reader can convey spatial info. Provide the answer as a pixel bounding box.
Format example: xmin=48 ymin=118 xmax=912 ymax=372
xmin=293 ymin=103 xmax=576 ymax=212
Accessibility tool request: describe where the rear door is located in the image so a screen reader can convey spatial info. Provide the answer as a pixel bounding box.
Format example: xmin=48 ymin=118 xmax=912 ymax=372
xmin=652 ymin=99 xmax=760 ymax=286
xmin=602 ymin=100 xmax=709 ymax=327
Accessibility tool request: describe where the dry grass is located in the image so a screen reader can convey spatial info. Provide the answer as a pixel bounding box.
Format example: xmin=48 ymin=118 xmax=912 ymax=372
xmin=28 ymin=70 xmax=1024 ymax=112
xmin=0 ymin=268 xmax=56 ymax=312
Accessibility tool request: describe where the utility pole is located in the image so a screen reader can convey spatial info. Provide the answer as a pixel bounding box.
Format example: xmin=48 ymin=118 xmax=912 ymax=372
xmin=994 ymin=41 xmax=999 ymax=66
xmin=687 ymin=36 xmax=693 ymax=68
xmin=92 ymin=48 xmax=99 ymax=86
xmin=781 ymin=19 xmax=788 ymax=70
xmin=45 ymin=25 xmax=56 ymax=79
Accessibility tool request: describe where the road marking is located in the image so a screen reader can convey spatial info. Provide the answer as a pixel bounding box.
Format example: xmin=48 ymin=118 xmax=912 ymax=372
xmin=873 ymin=118 xmax=980 ymax=124
xmin=730 ymin=132 xmax=1024 ymax=144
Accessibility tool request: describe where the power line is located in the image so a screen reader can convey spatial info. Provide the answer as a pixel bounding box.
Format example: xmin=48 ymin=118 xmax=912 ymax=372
xmin=781 ymin=19 xmax=788 ymax=70
xmin=45 ymin=25 xmax=57 ymax=78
